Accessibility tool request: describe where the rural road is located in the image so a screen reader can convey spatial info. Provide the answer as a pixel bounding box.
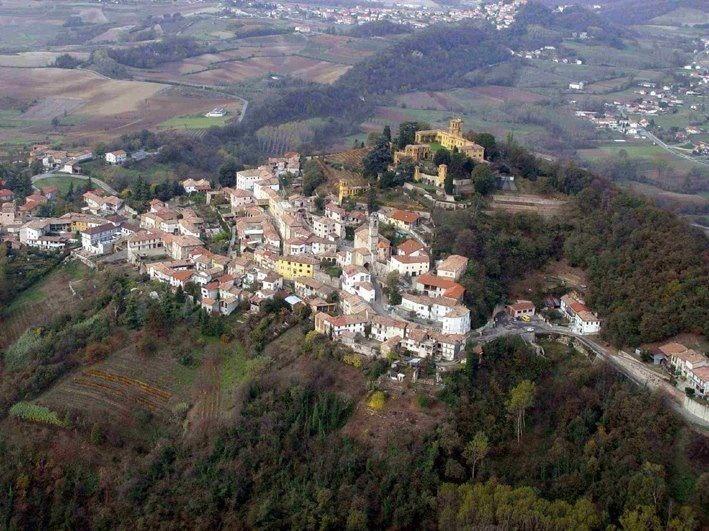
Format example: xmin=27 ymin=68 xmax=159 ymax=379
xmin=32 ymin=170 xmax=118 ymax=195
xmin=642 ymin=129 xmax=709 ymax=167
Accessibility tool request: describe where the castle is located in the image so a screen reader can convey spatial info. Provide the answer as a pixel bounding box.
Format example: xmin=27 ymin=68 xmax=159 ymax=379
xmin=394 ymin=118 xmax=485 ymax=164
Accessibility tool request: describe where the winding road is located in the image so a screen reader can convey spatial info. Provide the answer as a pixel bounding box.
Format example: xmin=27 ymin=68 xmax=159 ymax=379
xmin=32 ymin=170 xmax=118 ymax=195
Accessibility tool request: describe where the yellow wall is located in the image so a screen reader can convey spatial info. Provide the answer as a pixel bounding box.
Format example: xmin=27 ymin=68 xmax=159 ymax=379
xmin=277 ymin=258 xmax=315 ymax=280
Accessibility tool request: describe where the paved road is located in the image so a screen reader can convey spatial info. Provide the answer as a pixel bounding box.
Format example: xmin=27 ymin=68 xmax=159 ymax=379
xmin=32 ymin=170 xmax=118 ymax=195
xmin=642 ymin=129 xmax=709 ymax=167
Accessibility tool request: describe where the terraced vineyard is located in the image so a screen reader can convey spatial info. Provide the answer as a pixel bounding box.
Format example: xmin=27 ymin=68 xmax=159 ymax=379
xmin=36 ymin=346 xmax=190 ymax=428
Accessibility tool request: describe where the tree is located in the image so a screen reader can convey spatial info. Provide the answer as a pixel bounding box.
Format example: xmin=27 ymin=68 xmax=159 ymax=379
xmin=444 ymin=169 xmax=455 ymax=195
xmin=433 ymin=148 xmax=451 ymax=167
xmin=472 ymin=165 xmax=497 ymax=195
xmin=383 ymin=125 xmax=391 ymax=141
xmin=302 ymin=160 xmax=326 ymax=196
xmin=506 ymin=380 xmax=535 ymax=442
xmin=386 ymin=271 xmax=402 ymax=305
xmin=362 ymin=137 xmax=392 ymax=178
xmin=94 ymin=143 xmax=107 ymax=161
xmin=619 ymin=505 xmax=662 ymax=531
xmin=53 ymin=54 xmax=82 ymax=69
xmin=463 ymin=431 xmax=489 ymax=479
xmin=397 ymin=121 xmax=420 ymax=149
xmin=472 ymin=132 xmax=497 ymax=159
xmin=626 ymin=462 xmax=667 ymax=511
xmin=218 ymin=159 xmax=240 ymax=187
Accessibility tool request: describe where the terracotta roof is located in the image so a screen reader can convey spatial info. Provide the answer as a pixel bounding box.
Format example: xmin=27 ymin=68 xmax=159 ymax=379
xmin=508 ymin=300 xmax=535 ymax=312
xmin=389 ymin=209 xmax=420 ymax=224
xmin=392 ymin=254 xmax=429 ymax=264
xmin=691 ymin=366 xmax=709 ymax=382
xmin=397 ymin=238 xmax=425 ymax=255
xmin=438 ymin=254 xmax=468 ymax=272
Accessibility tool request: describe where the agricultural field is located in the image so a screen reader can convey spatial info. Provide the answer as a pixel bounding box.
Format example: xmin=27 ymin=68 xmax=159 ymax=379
xmin=35 ymin=344 xmax=194 ymax=441
xmin=0 ymin=51 xmax=89 ymax=67
xmin=0 ymin=68 xmax=239 ymax=147
xmin=133 ymin=32 xmax=383 ymax=87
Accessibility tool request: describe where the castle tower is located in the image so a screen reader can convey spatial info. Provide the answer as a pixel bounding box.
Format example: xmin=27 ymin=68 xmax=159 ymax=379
xmin=449 ymin=118 xmax=463 ymax=137
xmin=436 ymin=164 xmax=448 ymax=188
xmin=368 ymin=212 xmax=379 ymax=254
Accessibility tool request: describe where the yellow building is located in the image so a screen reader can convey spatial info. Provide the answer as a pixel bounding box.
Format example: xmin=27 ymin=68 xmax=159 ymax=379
xmin=276 ymin=254 xmax=319 ymax=280
xmin=393 ymin=144 xmax=431 ymax=164
xmin=413 ymin=118 xmax=485 ymax=162
xmin=414 ymin=164 xmax=448 ymax=188
xmin=338 ymin=179 xmax=368 ymax=204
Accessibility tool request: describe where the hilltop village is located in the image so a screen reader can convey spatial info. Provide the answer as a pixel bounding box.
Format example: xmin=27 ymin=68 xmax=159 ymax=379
xmin=3 ymin=118 xmax=708 ymax=397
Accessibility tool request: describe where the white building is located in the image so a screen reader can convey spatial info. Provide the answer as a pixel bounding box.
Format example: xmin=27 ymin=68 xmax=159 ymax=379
xmin=105 ymin=150 xmax=127 ymax=165
xmin=81 ymin=223 xmax=119 ymax=255
xmin=389 ymin=253 xmax=430 ymax=277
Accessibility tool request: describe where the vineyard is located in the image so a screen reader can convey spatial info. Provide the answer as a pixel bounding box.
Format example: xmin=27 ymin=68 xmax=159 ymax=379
xmin=36 ymin=346 xmax=192 ymax=430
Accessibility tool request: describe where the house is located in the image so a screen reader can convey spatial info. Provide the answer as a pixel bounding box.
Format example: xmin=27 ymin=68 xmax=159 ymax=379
xmin=688 ymin=367 xmax=709 ymax=397
xmin=396 ymin=238 xmax=426 ymax=256
xmin=83 ymin=191 xmax=123 ymax=215
xmin=236 ymin=167 xmax=270 ymax=191
xmin=314 ymin=312 xmax=368 ymax=338
xmin=276 ymin=254 xmax=319 ymax=280
xmin=294 ymin=277 xmax=336 ymax=301
xmin=81 ymin=223 xmax=120 ymax=255
xmin=506 ymin=300 xmax=535 ymax=319
xmin=385 ymin=209 xmax=421 ymax=231
xmin=437 ymin=254 xmax=468 ymax=281
xmin=41 ymin=186 xmax=59 ymax=200
xmin=659 ymin=342 xmax=707 ymax=381
xmin=105 ymin=150 xmax=127 ymax=165
xmin=0 ymin=189 xmax=15 ymax=202
xmin=389 ymin=253 xmax=430 ymax=277
xmin=371 ymin=315 xmax=407 ymax=342
xmin=400 ymin=293 xmax=471 ymax=334
xmin=395 ymin=119 xmax=484 ymax=163
xmin=413 ymin=273 xmax=464 ymax=299
xmin=226 ymin=188 xmax=255 ymax=211
xmin=127 ymin=230 xmax=165 ymax=263
xmin=181 ymin=178 xmax=212 ymax=194
xmin=560 ymin=293 xmax=600 ymax=335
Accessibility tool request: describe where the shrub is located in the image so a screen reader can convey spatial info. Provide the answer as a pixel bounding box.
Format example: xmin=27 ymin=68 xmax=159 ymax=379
xmin=10 ymin=402 xmax=67 ymax=427
xmin=367 ymin=390 xmax=387 ymax=411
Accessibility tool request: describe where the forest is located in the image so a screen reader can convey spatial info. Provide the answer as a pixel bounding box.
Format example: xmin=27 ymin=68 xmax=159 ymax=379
xmin=107 ymin=37 xmax=212 ymax=68
xmin=1 ymin=316 xmax=706 ymax=529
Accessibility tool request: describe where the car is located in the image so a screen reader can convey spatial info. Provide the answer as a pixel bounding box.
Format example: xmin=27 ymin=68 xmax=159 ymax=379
xmin=525 ymin=327 xmax=535 ymax=332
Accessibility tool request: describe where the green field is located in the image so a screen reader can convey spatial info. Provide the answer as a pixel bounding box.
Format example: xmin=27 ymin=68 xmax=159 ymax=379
xmin=158 ymin=113 xmax=232 ymax=130
xmin=36 ymin=175 xmax=92 ymax=195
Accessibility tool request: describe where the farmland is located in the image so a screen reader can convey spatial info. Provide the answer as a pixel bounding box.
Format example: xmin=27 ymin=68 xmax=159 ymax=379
xmin=0 ymin=67 xmax=239 ymax=147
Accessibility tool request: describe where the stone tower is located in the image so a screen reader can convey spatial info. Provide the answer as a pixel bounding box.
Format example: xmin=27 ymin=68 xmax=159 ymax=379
xmin=368 ymin=212 xmax=379 ymax=254
xmin=449 ymin=118 xmax=463 ymax=137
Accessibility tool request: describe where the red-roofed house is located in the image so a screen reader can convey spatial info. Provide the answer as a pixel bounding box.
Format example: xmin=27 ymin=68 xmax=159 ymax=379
xmin=413 ymin=273 xmax=465 ymax=300
xmin=385 ymin=209 xmax=421 ymax=230
xmin=506 ymin=300 xmax=535 ymax=319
